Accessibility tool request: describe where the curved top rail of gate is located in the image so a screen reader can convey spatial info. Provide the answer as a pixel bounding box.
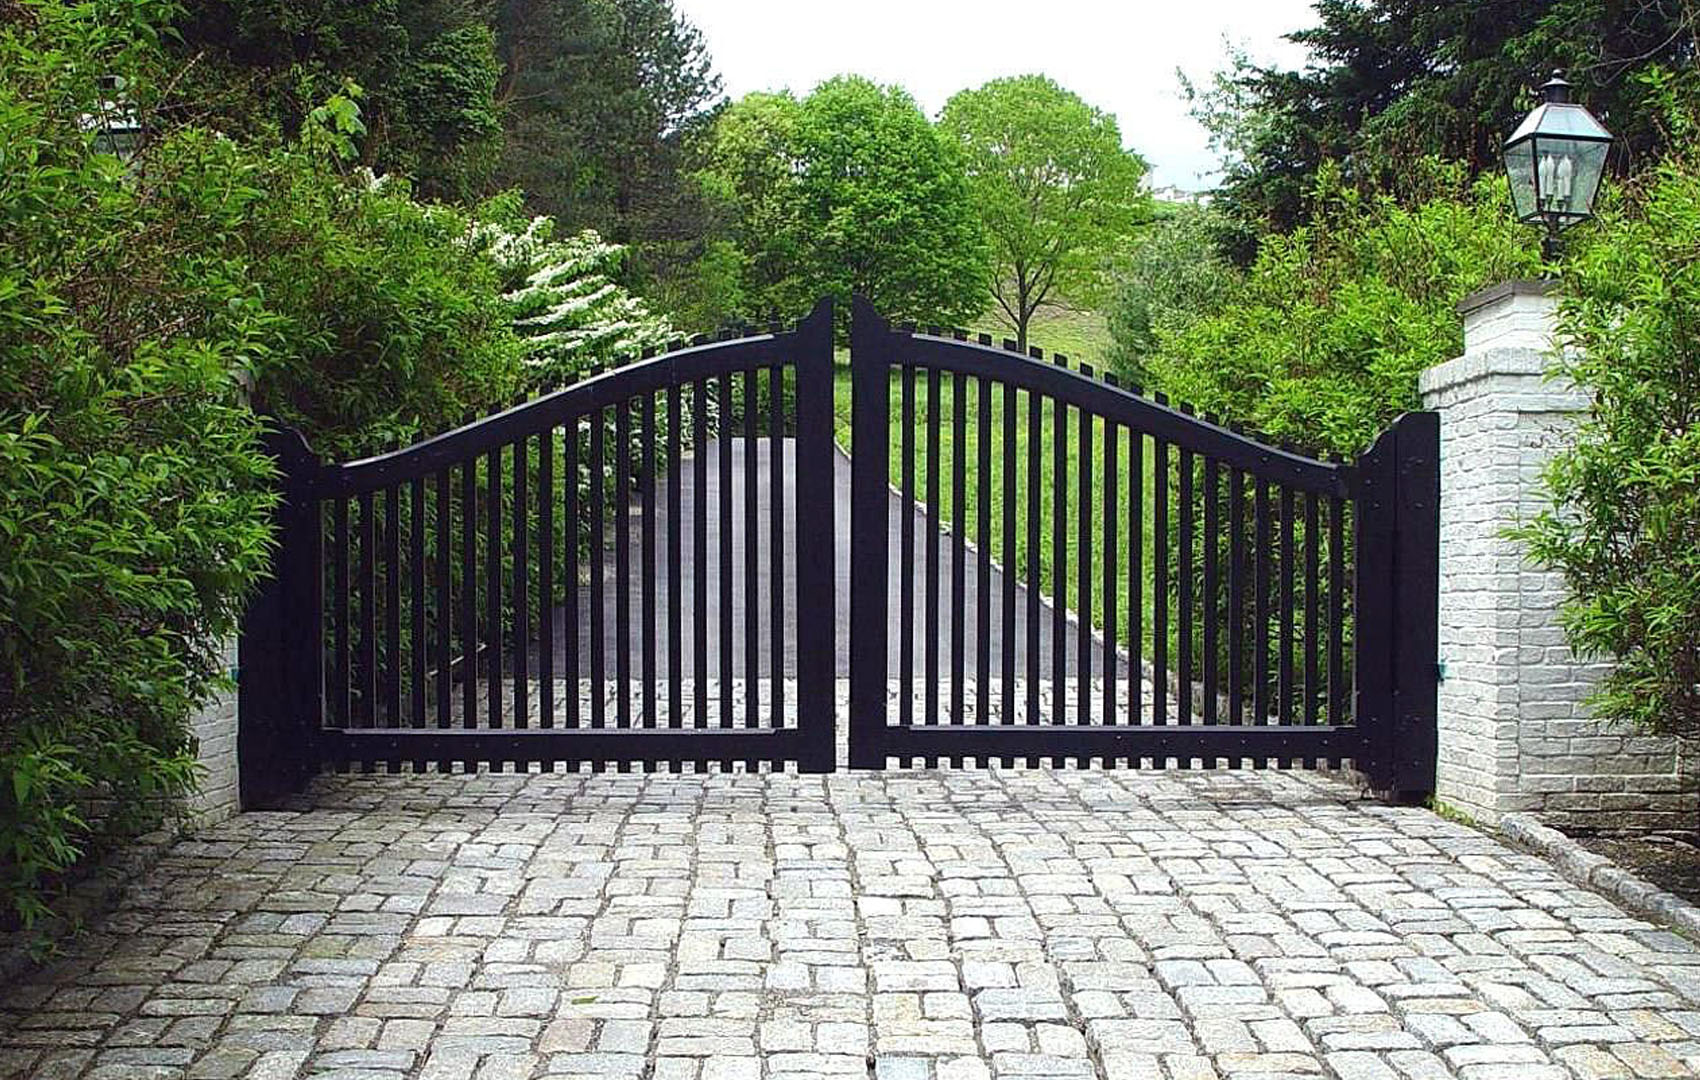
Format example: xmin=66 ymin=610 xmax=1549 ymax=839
xmin=862 ymin=302 xmax=1353 ymax=499
xmin=310 ymin=298 xmax=832 ymax=499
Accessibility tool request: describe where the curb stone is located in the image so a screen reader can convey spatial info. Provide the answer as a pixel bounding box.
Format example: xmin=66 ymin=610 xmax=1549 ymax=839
xmin=1500 ymin=812 xmax=1700 ymax=941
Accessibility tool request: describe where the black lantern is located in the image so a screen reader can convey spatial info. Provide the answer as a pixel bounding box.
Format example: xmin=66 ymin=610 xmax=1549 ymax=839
xmin=1504 ymin=71 xmax=1613 ymax=259
xmin=82 ymin=75 xmax=142 ymax=162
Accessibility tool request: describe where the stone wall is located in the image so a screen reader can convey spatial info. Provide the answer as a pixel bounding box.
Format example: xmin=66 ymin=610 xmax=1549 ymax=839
xmin=185 ymin=637 xmax=241 ymax=825
xmin=1419 ymin=281 xmax=1698 ymax=830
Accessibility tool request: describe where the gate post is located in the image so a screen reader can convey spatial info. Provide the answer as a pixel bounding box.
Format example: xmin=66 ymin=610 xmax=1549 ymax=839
xmin=848 ymin=296 xmax=892 ymax=769
xmin=238 ymin=427 xmax=324 ymax=807
xmin=793 ymin=297 xmax=839 ymax=773
xmin=1353 ymin=412 xmax=1440 ymax=799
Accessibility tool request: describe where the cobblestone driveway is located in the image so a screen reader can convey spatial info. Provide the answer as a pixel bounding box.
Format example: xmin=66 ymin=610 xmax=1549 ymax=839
xmin=5 ymin=768 xmax=1700 ymax=1080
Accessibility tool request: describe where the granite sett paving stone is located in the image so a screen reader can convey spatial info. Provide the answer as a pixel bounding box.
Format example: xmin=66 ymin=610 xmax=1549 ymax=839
xmin=4 ymin=766 xmax=1700 ymax=1080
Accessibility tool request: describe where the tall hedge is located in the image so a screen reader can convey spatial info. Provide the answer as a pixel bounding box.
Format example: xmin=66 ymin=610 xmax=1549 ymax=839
xmin=1 ymin=0 xmax=278 ymax=927
xmin=1520 ymin=146 xmax=1700 ymax=737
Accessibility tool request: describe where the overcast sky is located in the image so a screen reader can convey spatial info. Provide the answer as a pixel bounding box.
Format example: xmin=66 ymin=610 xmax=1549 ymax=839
xmin=670 ymin=0 xmax=1318 ymax=191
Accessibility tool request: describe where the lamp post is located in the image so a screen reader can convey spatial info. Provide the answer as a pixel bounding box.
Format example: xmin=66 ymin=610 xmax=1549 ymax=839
xmin=82 ymin=75 xmax=142 ymax=162
xmin=1503 ymin=71 xmax=1613 ymax=261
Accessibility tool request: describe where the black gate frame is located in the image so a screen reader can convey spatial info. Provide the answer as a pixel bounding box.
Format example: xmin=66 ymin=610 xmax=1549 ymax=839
xmin=846 ymin=297 xmax=1438 ymax=797
xmin=241 ymin=295 xmax=1438 ymax=803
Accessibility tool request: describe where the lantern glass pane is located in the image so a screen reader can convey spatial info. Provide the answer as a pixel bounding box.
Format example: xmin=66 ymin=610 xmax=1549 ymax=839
xmin=1532 ymin=136 xmax=1610 ymax=223
xmin=1506 ymin=139 xmax=1537 ymax=221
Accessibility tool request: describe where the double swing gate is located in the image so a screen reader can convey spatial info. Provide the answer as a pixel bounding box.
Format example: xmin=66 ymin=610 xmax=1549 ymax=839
xmin=240 ymin=297 xmax=1438 ymax=804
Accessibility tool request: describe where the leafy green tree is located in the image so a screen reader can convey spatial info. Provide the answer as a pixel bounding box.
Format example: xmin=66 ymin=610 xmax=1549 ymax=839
xmin=1107 ymin=200 xmax=1239 ymax=384
xmin=691 ymin=91 xmax=806 ymax=320
xmin=1146 ymin=161 xmax=1539 ymax=455
xmin=1519 ymin=138 xmax=1700 ymax=737
xmin=237 ymin=159 xmax=525 ymax=459
xmin=695 ymin=79 xmax=990 ymax=327
xmin=940 ymin=75 xmax=1150 ymax=350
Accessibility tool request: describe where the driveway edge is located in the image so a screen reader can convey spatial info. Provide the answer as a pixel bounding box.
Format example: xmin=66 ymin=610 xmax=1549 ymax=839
xmin=1501 ymin=812 xmax=1700 ymax=941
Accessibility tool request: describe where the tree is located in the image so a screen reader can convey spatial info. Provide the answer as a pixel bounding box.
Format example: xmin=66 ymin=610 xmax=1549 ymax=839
xmin=691 ymin=91 xmax=806 ymax=320
xmin=792 ymin=77 xmax=989 ymax=327
xmin=1192 ymin=0 xmax=1700 ymax=251
xmin=940 ymin=75 xmax=1150 ymax=350
xmin=493 ymin=0 xmax=721 ymax=242
xmin=695 ymin=78 xmax=989 ymax=328
xmin=169 ymin=0 xmax=504 ymax=200
xmin=1107 ymin=200 xmax=1238 ymax=384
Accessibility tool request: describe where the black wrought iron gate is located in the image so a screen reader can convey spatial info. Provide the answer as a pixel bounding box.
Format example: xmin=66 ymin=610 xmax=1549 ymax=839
xmin=845 ymin=297 xmax=1437 ymax=797
xmin=240 ymin=295 xmax=1438 ymax=803
xmin=240 ymin=300 xmax=839 ymax=804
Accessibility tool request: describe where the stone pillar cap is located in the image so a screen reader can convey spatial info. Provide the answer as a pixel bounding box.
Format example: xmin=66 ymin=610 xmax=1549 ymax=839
xmin=1457 ymin=278 xmax=1557 ymax=317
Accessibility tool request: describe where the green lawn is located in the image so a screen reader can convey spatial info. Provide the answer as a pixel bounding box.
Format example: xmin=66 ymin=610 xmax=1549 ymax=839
xmin=832 ymin=304 xmax=1159 ymax=654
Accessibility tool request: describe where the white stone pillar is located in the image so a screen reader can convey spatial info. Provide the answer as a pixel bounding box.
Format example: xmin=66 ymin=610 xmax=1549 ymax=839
xmin=185 ymin=637 xmax=242 ymax=825
xmin=1418 ymin=281 xmax=1696 ymax=829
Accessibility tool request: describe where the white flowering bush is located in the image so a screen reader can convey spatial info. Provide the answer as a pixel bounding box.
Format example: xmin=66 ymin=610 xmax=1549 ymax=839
xmin=471 ymin=211 xmax=675 ymax=383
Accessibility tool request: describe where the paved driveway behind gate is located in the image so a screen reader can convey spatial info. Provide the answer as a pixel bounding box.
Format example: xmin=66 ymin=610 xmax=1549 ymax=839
xmin=4 ymin=769 xmax=1700 ymax=1080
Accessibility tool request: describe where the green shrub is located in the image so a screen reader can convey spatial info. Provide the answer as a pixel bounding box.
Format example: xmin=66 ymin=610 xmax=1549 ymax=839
xmin=1144 ymin=160 xmax=1539 ymax=456
xmin=1518 ymin=149 xmax=1700 ymax=737
xmin=1 ymin=0 xmax=278 ymax=928
xmin=240 ymin=158 xmax=526 ymax=460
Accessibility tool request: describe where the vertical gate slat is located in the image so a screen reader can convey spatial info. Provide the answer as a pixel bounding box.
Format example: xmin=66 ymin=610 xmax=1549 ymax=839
xmin=1279 ymin=479 xmax=1297 ymax=758
xmin=1178 ymin=409 xmax=1195 ymax=755
xmin=385 ymin=480 xmax=401 ymax=763
xmin=925 ymin=367 xmax=942 ymax=735
xmin=1151 ymin=394 xmax=1169 ymax=748
xmin=410 ymin=477 xmax=427 ymax=758
xmin=976 ymin=374 xmax=992 ymax=731
xmin=950 ymin=369 xmax=967 ymax=741
xmin=900 ymin=366 xmax=916 ymax=730
xmin=513 ymin=428 xmax=529 ymax=739
xmin=641 ymin=393 xmax=658 ymax=737
xmin=1025 ymin=378 xmax=1041 ymax=765
xmin=1103 ymin=416 xmax=1118 ymax=733
xmin=615 ymin=401 xmax=632 ymax=743
xmin=359 ymin=489 xmax=376 ymax=747
xmin=1077 ymin=363 xmax=1092 ymax=746
xmin=669 ymin=386 xmax=684 ymax=732
xmin=539 ymin=425 xmax=555 ymax=739
xmin=334 ymin=498 xmax=350 ymax=731
xmin=693 ymin=381 xmax=709 ymax=733
xmin=1001 ymin=376 xmax=1017 ymax=758
xmin=1128 ymin=426 xmax=1144 ymax=737
xmin=1328 ymin=465 xmax=1347 ymax=757
xmin=1052 ymin=365 xmax=1068 ymax=740
xmin=1228 ymin=440 xmax=1246 ymax=759
xmin=460 ymin=457 xmax=477 ymax=748
xmin=435 ymin=470 xmax=451 ymax=746
xmin=485 ymin=445 xmax=502 ymax=753
xmin=1253 ymin=476 xmax=1272 ymax=764
xmin=1203 ymin=446 xmax=1220 ymax=732
xmin=565 ymin=418 xmax=581 ymax=733
xmin=744 ymin=369 xmax=761 ymax=749
xmin=717 ymin=376 xmax=734 ymax=751
xmin=590 ymin=411 xmax=606 ymax=732
xmin=1305 ymin=487 xmax=1322 ymax=747
xmin=769 ymin=363 xmax=785 ymax=735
